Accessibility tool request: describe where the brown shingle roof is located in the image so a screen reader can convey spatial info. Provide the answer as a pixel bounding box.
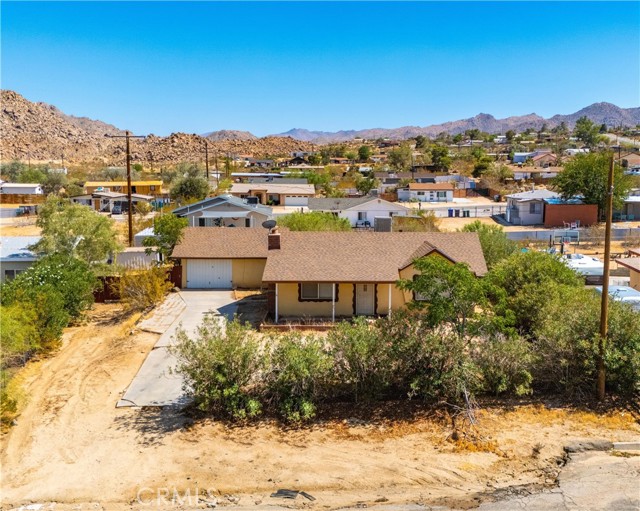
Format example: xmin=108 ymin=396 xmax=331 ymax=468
xmin=171 ymin=227 xmax=269 ymax=259
xmin=408 ymin=182 xmax=455 ymax=191
xmin=617 ymin=257 xmax=640 ymax=273
xmin=262 ymin=232 xmax=487 ymax=283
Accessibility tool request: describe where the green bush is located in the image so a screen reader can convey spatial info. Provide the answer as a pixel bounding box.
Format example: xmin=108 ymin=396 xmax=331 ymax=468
xmin=172 ymin=318 xmax=263 ymax=420
xmin=267 ymin=333 xmax=331 ymax=423
xmin=327 ymin=317 xmax=390 ymax=402
xmin=533 ymin=286 xmax=640 ymax=396
xmin=277 ymin=211 xmax=351 ymax=231
xmin=473 ymin=333 xmax=533 ymax=396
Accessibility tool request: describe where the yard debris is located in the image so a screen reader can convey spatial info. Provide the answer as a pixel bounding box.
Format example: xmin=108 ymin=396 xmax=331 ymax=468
xmin=270 ymin=489 xmax=315 ymax=501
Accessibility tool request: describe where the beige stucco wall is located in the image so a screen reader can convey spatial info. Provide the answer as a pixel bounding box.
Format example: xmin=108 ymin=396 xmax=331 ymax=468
xmin=630 ymin=270 xmax=640 ymax=291
xmin=232 ymin=259 xmax=266 ymax=288
xmin=276 ymin=282 xmax=355 ymax=318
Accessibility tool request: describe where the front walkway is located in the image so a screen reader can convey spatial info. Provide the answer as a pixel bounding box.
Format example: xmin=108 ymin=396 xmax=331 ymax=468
xmin=116 ymin=290 xmax=239 ymax=407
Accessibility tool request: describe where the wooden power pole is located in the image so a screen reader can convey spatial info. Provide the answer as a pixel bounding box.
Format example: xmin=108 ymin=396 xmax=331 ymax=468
xmin=597 ymin=154 xmax=615 ymax=400
xmin=104 ymin=131 xmax=146 ymax=247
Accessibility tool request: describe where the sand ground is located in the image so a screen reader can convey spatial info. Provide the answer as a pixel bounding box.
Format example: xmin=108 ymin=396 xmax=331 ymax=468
xmin=2 ymin=304 xmax=638 ymax=510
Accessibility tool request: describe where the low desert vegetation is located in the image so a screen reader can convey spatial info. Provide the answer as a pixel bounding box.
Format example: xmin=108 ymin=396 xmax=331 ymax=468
xmin=172 ymin=250 xmax=639 ymax=425
xmin=277 ymin=211 xmax=351 ymax=231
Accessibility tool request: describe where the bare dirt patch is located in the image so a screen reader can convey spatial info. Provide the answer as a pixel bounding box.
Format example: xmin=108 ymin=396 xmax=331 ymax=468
xmin=2 ymin=307 xmax=638 ymax=510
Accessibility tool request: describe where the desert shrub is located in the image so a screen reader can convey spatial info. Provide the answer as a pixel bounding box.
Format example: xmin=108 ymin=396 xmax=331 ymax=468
xmin=473 ymin=333 xmax=533 ymax=396
xmin=1 ymin=283 xmax=69 ymax=350
xmin=1 ymin=369 xmax=18 ymax=428
xmin=327 ymin=317 xmax=390 ymax=402
xmin=267 ymin=333 xmax=332 ymax=423
xmin=3 ymin=254 xmax=97 ymax=319
xmin=115 ymin=266 xmax=173 ymax=311
xmin=486 ymin=251 xmax=582 ymax=334
xmin=277 ymin=211 xmax=351 ymax=231
xmin=0 ymin=302 xmax=40 ymax=364
xmin=383 ymin=311 xmax=479 ymax=403
xmin=533 ymin=286 xmax=640 ymax=396
xmin=460 ymin=220 xmax=518 ymax=269
xmin=172 ymin=318 xmax=263 ymax=419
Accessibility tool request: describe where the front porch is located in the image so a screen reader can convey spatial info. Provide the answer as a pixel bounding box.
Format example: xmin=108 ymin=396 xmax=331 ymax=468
xmin=267 ymin=281 xmax=403 ymax=324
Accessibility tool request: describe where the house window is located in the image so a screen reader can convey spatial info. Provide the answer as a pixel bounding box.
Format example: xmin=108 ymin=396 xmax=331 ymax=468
xmin=198 ymin=218 xmax=206 ymax=227
xmin=4 ymin=269 xmax=23 ymax=281
xmin=357 ymin=212 xmax=368 ymax=221
xmin=417 ymin=191 xmax=425 ymax=196
xmin=529 ymin=202 xmax=542 ymax=214
xmin=436 ymin=191 xmax=447 ymax=199
xmin=299 ymin=283 xmax=335 ymax=301
xmin=149 ymin=185 xmax=156 ymax=191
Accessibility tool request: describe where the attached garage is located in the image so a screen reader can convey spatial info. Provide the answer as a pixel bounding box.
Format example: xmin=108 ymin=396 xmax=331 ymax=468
xmin=185 ymin=259 xmax=232 ymax=289
xmin=283 ymin=196 xmax=309 ymax=207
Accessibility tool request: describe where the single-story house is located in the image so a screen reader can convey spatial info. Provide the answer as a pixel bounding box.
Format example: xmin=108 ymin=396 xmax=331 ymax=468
xmin=505 ymin=189 xmax=560 ymax=225
xmin=398 ymin=183 xmax=455 ymax=203
xmin=0 ymin=183 xmax=43 ymax=195
xmin=530 ymin=152 xmax=558 ymax=167
xmin=621 ymin=190 xmax=640 ymax=220
xmin=616 ymin=256 xmax=640 ymax=292
xmin=512 ymin=152 xmax=535 ymax=164
xmin=513 ymin=167 xmax=563 ymax=181
xmin=71 ymin=191 xmax=153 ymax=213
xmin=308 ymin=197 xmax=409 ymax=227
xmin=262 ymin=231 xmax=487 ymax=322
xmin=172 ymin=194 xmax=272 ymax=227
xmin=83 ymin=180 xmax=164 ymax=197
xmin=171 ymin=228 xmax=269 ymax=288
xmin=0 ymin=236 xmax=41 ymax=282
xmin=229 ymin=182 xmax=315 ymax=206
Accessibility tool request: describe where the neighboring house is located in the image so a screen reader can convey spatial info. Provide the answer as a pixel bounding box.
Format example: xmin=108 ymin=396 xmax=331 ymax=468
xmin=512 ymin=152 xmax=535 ymax=164
xmin=83 ymin=180 xmax=164 ymax=197
xmin=70 ymin=192 xmax=153 ymax=213
xmin=513 ymin=167 xmax=562 ymax=181
xmin=229 ymin=182 xmax=315 ymax=206
xmin=617 ymin=256 xmax=640 ymax=292
xmin=397 ymin=183 xmax=455 ymax=203
xmin=247 ymin=159 xmax=275 ymax=168
xmin=262 ymin=231 xmax=487 ymax=322
xmin=530 ymin=152 xmax=558 ymax=167
xmin=308 ymin=197 xmax=409 ymax=227
xmin=564 ymin=148 xmax=589 ymax=157
xmin=171 ymin=228 xmax=269 ymax=289
xmin=505 ymin=189 xmax=560 ymax=225
xmin=621 ymin=190 xmax=640 ymax=220
xmin=0 ymin=183 xmax=43 ymax=195
xmin=0 ymin=236 xmax=41 ymax=282
xmin=172 ymin=194 xmax=272 ymax=227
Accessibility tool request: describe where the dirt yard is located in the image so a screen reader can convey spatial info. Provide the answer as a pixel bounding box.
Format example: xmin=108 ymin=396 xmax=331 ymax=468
xmin=2 ymin=304 xmax=639 ymax=510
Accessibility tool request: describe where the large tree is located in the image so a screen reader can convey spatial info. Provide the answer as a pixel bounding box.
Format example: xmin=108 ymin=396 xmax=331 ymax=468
xmin=573 ymin=116 xmax=603 ymax=148
xmin=460 ymin=220 xmax=518 ymax=269
xmin=387 ymin=144 xmax=413 ymax=172
xmin=553 ymin=152 xmax=632 ymax=220
xmin=33 ymin=196 xmax=120 ymax=265
xmin=430 ymin=145 xmax=452 ymax=172
xmin=143 ymin=213 xmax=188 ymax=259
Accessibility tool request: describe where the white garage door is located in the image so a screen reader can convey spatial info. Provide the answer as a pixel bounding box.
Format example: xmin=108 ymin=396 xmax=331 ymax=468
xmin=186 ymin=259 xmax=232 ymax=289
xmin=284 ymin=196 xmax=308 ymax=206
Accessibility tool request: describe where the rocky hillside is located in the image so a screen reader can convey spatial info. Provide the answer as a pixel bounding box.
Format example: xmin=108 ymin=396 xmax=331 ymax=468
xmin=275 ymin=103 xmax=640 ymax=142
xmin=0 ymin=90 xmax=316 ymax=164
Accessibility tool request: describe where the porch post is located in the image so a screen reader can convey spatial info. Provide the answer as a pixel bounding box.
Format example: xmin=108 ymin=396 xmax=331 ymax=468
xmin=275 ymin=283 xmax=279 ymax=324
xmin=388 ymin=283 xmax=392 ymax=318
xmin=332 ymin=283 xmax=336 ymax=322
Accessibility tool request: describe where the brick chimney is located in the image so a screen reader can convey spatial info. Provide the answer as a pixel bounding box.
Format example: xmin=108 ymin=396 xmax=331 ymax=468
xmin=268 ymin=229 xmax=281 ymax=250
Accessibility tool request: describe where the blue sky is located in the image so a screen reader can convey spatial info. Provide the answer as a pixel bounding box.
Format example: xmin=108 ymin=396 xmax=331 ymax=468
xmin=2 ymin=1 xmax=639 ymax=136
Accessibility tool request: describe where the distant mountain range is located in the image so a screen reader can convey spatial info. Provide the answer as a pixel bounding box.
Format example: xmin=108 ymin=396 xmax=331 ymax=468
xmin=267 ymin=103 xmax=640 ymax=143
xmin=2 ymin=88 xmax=639 ymax=165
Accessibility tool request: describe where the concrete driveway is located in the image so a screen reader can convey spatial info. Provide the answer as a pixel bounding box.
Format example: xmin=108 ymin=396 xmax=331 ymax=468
xmin=116 ymin=290 xmax=239 ymax=407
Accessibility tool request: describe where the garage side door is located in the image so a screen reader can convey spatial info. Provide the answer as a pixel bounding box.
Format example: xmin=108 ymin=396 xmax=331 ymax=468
xmin=284 ymin=196 xmax=308 ymax=206
xmin=186 ymin=259 xmax=232 ymax=289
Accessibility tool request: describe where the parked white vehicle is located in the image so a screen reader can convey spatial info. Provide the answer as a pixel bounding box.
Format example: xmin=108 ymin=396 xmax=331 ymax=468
xmin=562 ymin=253 xmax=604 ymax=276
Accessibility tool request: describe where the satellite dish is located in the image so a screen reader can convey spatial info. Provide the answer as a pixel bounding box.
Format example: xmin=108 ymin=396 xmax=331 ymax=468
xmin=262 ymin=219 xmax=277 ymax=230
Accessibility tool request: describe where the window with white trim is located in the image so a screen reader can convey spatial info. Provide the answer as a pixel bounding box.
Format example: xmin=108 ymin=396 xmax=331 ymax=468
xmin=529 ymin=202 xmax=542 ymax=214
xmin=357 ymin=212 xmax=368 ymax=221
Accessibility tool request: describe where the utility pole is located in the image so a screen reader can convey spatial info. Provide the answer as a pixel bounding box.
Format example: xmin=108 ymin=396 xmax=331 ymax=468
xmin=597 ymin=153 xmax=615 ymax=400
xmin=104 ymin=131 xmax=146 ymax=247
xmin=204 ymin=140 xmax=210 ymax=180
